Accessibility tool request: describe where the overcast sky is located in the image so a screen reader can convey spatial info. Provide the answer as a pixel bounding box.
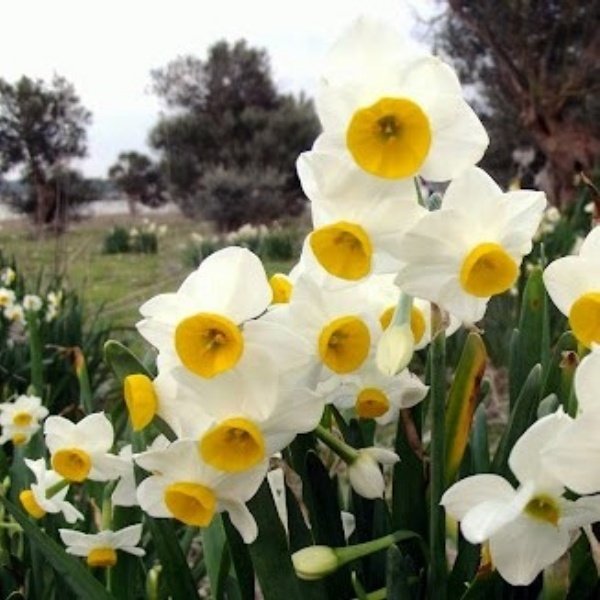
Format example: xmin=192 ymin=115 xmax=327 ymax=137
xmin=0 ymin=0 xmax=438 ymax=177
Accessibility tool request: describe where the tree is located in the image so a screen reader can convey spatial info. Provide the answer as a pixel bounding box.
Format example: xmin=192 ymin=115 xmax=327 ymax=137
xmin=433 ymin=1 xmax=600 ymax=204
xmin=0 ymin=75 xmax=91 ymax=225
xmin=150 ymin=40 xmax=320 ymax=226
xmin=108 ymin=151 xmax=167 ymax=215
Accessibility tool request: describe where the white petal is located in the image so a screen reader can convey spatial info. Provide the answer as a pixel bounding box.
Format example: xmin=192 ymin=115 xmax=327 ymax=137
xmin=89 ymin=453 xmax=128 ymax=482
xmin=136 ymin=476 xmax=171 ymax=518
xmin=74 ymin=413 xmax=114 ymax=452
xmin=560 ymin=496 xmax=600 ymax=531
xmin=574 ymin=348 xmax=600 ymax=413
xmin=59 ymin=529 xmax=93 ymax=550
xmin=221 ymin=500 xmax=258 ymax=544
xmin=216 ymin=462 xmax=268 ymax=502
xmin=508 ymin=409 xmax=572 ymax=490
xmin=489 ymin=515 xmax=569 ymax=586
xmin=441 ymin=474 xmax=516 ymax=521
xmin=112 ymin=524 xmax=143 ymax=549
xmin=579 ymin=226 xmax=600 ymax=258
xmin=441 ymin=167 xmax=501 ymax=213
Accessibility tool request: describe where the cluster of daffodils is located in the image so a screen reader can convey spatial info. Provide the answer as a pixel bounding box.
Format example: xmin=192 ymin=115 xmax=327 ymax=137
xmin=0 ymin=266 xmax=63 ymax=327
xmin=15 ymin=18 xmax=600 ymax=589
xmin=0 ymin=394 xmax=48 ymax=446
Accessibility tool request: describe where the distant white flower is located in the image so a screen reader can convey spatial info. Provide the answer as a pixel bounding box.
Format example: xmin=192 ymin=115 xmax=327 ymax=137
xmin=1 ymin=267 xmax=16 ymax=286
xmin=0 ymin=394 xmax=48 ymax=446
xmin=22 ymin=294 xmax=43 ymax=313
xmin=4 ymin=304 xmax=24 ymax=324
xmin=0 ymin=287 xmax=15 ymax=307
xmin=19 ymin=458 xmax=83 ymax=523
xmin=59 ymin=524 xmax=145 ymax=567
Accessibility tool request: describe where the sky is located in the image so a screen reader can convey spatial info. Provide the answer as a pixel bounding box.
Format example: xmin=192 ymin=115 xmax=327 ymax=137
xmin=0 ymin=0 xmax=439 ymax=177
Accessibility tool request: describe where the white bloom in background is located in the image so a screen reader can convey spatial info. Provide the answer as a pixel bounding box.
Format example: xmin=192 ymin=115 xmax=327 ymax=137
xmin=328 ymin=362 xmax=428 ymax=425
xmin=0 ymin=287 xmax=15 ymax=308
xmin=22 ymin=294 xmax=43 ymax=313
xmin=135 ymin=439 xmax=267 ymax=543
xmin=542 ymin=347 xmax=600 ymax=494
xmin=19 ymin=458 xmax=83 ymax=523
xmin=395 ymin=167 xmax=546 ymax=323
xmin=1 ymin=267 xmax=16 ymax=286
xmin=0 ymin=394 xmax=48 ymax=446
xmin=297 ymin=151 xmax=424 ymax=281
xmin=3 ymin=304 xmax=24 ymax=324
xmin=543 ymin=227 xmax=600 ymax=347
xmin=44 ymin=413 xmax=126 ymax=483
xmin=347 ymin=447 xmax=399 ymax=499
xmin=442 ymin=410 xmax=600 ymax=585
xmin=316 ymin=17 xmax=488 ymax=182
xmin=59 ymin=524 xmax=145 ymax=567
xmin=137 ymin=247 xmax=303 ymax=380
xmin=160 ymin=349 xmax=324 ymax=473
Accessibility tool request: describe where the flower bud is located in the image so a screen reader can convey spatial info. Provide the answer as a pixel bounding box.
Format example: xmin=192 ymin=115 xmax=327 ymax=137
xmin=376 ymin=322 xmax=414 ymax=376
xmin=292 ymin=545 xmax=339 ymax=580
xmin=347 ymin=447 xmax=400 ymax=499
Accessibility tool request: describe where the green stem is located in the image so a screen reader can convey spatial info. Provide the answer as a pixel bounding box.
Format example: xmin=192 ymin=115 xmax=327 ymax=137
xmin=26 ymin=311 xmax=44 ymax=397
xmin=414 ymin=177 xmax=424 ymax=207
xmin=365 ymin=589 xmax=387 ymax=600
xmin=314 ymin=424 xmax=359 ymax=464
xmin=73 ymin=348 xmax=94 ymax=414
xmin=391 ymin=292 xmax=413 ymax=328
xmin=45 ymin=478 xmax=69 ymax=499
xmin=428 ymin=303 xmax=447 ymax=599
xmin=336 ymin=531 xmax=415 ymax=566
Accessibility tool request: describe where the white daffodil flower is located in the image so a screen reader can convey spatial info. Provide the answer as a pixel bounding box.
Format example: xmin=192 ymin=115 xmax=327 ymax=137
xmin=442 ymin=410 xmax=600 ymax=585
xmin=19 ymin=458 xmax=83 ymax=523
xmin=0 ymin=268 xmax=16 ymax=286
xmin=0 ymin=394 xmax=48 ymax=446
xmin=541 ymin=347 xmax=600 ymax=494
xmin=44 ymin=413 xmax=126 ymax=483
xmin=4 ymin=304 xmax=24 ymax=324
xmin=59 ymin=524 xmax=145 ymax=567
xmin=315 ymin=17 xmax=488 ymax=182
xmin=135 ymin=439 xmax=267 ymax=543
xmin=297 ymin=150 xmax=425 ymax=281
xmin=158 ymin=349 xmax=324 ymax=473
xmin=327 ymin=362 xmax=428 ymax=425
xmin=0 ymin=287 xmax=15 ymax=308
xmin=263 ymin=275 xmax=379 ymax=380
xmin=137 ymin=246 xmax=303 ymax=381
xmin=347 ymin=447 xmax=399 ymax=499
xmin=543 ymin=227 xmax=600 ymax=347
xmin=22 ymin=294 xmax=43 ymax=312
xmin=395 ymin=167 xmax=546 ymax=323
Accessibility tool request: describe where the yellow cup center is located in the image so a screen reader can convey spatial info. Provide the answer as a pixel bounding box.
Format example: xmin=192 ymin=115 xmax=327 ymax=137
xmin=309 ymin=222 xmax=373 ymax=280
xmin=269 ymin=274 xmax=293 ymax=304
xmin=12 ymin=412 xmax=33 ymax=427
xmin=346 ymin=97 xmax=432 ymax=179
xmin=87 ymin=547 xmax=117 ymax=568
xmin=12 ymin=433 xmax=28 ymax=446
xmin=459 ymin=243 xmax=518 ymax=298
xmin=318 ymin=316 xmax=370 ymax=374
xmin=199 ymin=417 xmax=266 ymax=473
xmin=124 ymin=374 xmax=158 ymax=431
xmin=379 ymin=305 xmax=426 ymax=345
xmin=524 ymin=494 xmax=560 ymax=526
xmin=355 ymin=388 xmax=390 ymax=419
xmin=51 ymin=448 xmax=92 ymax=483
xmin=175 ymin=312 xmax=244 ymax=378
xmin=569 ymin=292 xmax=600 ymax=348
xmin=164 ymin=481 xmax=217 ymax=527
xmin=19 ymin=490 xmax=46 ymax=519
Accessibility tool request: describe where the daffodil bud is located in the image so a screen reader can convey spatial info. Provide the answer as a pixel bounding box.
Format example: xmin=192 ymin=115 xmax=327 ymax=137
xmin=376 ymin=322 xmax=414 ymax=376
xmin=347 ymin=448 xmax=400 ymax=499
xmin=292 ymin=545 xmax=339 ymax=580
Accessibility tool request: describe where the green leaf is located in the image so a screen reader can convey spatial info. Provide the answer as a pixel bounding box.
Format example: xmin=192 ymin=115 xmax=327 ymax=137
xmin=222 ymin=514 xmax=255 ymax=600
xmin=0 ymin=496 xmax=113 ymax=600
xmin=445 ymin=333 xmax=487 ymax=485
xmin=111 ymin=506 xmax=146 ymax=600
xmin=145 ymin=517 xmax=200 ymax=600
xmin=469 ymin=404 xmax=490 ymax=475
xmin=103 ymin=340 xmax=152 ymax=383
xmin=386 ymin=544 xmax=412 ymax=599
xmin=492 ymin=364 xmax=543 ymax=479
xmin=509 ymin=267 xmax=549 ymax=407
xmin=247 ymin=480 xmax=303 ymax=600
xmin=203 ymin=515 xmax=227 ymax=597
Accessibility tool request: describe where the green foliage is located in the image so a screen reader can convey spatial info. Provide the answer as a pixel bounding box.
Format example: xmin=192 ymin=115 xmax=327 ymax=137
xmin=103 ymin=222 xmax=164 ymax=255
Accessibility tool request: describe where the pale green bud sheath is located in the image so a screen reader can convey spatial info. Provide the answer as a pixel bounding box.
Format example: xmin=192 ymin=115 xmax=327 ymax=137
xmin=376 ymin=292 xmax=414 ymax=376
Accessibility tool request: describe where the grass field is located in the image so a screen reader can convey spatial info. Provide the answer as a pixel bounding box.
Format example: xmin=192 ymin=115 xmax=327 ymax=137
xmin=0 ymin=213 xmax=298 ymax=332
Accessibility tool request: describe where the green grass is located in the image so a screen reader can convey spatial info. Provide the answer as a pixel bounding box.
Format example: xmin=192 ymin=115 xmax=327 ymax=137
xmin=0 ymin=214 xmax=297 ymax=331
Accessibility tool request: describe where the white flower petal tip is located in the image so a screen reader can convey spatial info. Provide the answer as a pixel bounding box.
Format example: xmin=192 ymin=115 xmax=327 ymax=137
xmin=376 ymin=323 xmax=414 ymax=376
